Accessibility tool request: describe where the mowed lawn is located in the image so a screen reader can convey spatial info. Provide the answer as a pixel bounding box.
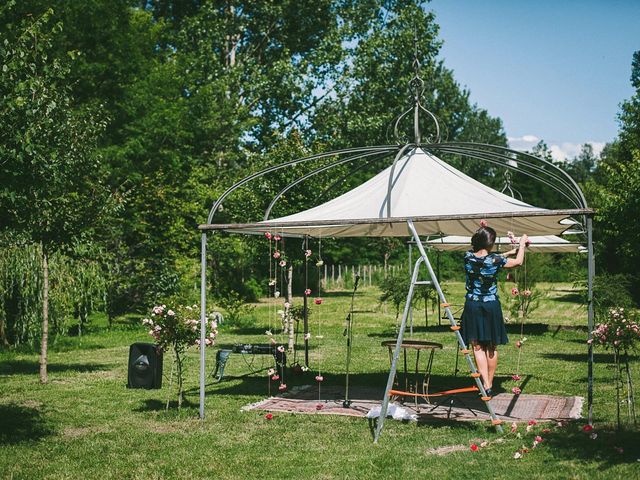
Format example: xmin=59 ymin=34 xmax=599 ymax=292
xmin=1 ymin=282 xmax=639 ymax=479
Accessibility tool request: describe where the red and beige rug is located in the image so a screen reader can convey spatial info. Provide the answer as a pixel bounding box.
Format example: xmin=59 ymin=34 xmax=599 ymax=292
xmin=242 ymin=385 xmax=583 ymax=422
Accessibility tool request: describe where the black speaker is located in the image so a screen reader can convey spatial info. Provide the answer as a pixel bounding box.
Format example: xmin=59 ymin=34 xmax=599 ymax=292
xmin=127 ymin=343 xmax=163 ymax=389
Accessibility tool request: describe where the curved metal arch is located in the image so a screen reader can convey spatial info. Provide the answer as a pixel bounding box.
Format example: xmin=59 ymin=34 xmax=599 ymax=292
xmin=434 ymin=142 xmax=589 ymax=208
xmin=500 ymin=171 xmax=523 ymax=201
xmin=263 ymin=148 xmax=398 ymax=221
xmin=429 ymin=144 xmax=583 ymax=208
xmin=436 ymin=148 xmax=585 ymax=212
xmin=431 ymin=143 xmax=582 ymax=203
xmin=389 ymin=103 xmax=441 ymax=145
xmin=428 ymin=144 xmax=586 ymax=210
xmin=206 ymin=145 xmax=398 ymax=224
xmin=317 ymin=152 xmax=394 ymax=204
xmin=427 ymin=145 xmax=584 ymax=212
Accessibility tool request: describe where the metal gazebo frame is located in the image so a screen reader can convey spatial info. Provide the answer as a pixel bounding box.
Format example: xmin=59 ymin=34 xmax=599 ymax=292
xmin=196 ymin=60 xmax=595 ymax=440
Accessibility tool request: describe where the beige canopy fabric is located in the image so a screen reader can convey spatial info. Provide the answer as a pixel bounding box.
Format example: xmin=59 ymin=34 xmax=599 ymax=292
xmin=426 ymin=235 xmax=586 ymax=253
xmin=212 ymin=147 xmax=588 ymax=238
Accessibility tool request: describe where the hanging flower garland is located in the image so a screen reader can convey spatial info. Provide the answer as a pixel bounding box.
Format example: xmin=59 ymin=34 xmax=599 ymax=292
xmin=504 ymin=232 xmax=535 ymax=396
xmin=265 ymin=231 xmax=289 ymax=394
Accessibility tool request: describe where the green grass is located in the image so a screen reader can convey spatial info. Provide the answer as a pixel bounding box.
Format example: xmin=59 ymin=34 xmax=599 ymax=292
xmin=1 ymin=283 xmax=639 ymax=479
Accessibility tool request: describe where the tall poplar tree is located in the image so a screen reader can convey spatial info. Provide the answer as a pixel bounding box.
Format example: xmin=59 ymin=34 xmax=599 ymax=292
xmin=0 ymin=5 xmax=112 ymax=381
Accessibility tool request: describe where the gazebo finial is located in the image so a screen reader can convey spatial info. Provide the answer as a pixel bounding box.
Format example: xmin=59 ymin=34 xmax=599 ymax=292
xmin=390 ymin=28 xmax=441 ymax=145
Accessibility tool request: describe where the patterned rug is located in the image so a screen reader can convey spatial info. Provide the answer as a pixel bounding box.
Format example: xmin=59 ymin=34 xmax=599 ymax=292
xmin=242 ymin=385 xmax=583 ymax=422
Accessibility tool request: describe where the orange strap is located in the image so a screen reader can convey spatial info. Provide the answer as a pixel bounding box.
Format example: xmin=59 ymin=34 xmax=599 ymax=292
xmin=388 ymin=386 xmax=479 ymax=398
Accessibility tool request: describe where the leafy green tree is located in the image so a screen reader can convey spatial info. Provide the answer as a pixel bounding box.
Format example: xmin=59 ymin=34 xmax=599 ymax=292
xmin=585 ymin=51 xmax=640 ymax=302
xmin=0 ymin=6 xmax=113 ymax=380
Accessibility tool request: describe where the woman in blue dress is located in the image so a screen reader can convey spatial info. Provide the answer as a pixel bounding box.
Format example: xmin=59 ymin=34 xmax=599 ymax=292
xmin=460 ymin=226 xmax=528 ymax=397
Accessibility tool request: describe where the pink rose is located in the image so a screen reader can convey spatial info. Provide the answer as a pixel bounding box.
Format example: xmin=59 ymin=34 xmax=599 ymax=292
xmin=470 ymin=444 xmax=479 ymax=452
xmin=265 ymin=413 xmax=273 ymax=420
xmin=523 ymin=289 xmax=532 ymax=297
xmin=305 ymin=249 xmax=312 ymax=257
xmin=278 ymin=384 xmax=287 ymax=392
xmin=273 ymin=251 xmax=281 ymax=259
xmin=316 ymin=404 xmax=324 ymax=410
xmin=271 ymin=374 xmax=280 ymax=381
xmin=511 ymin=287 xmax=519 ymax=296
xmin=314 ymin=298 xmax=323 ymax=305
xmin=265 ymin=232 xmax=272 ymax=240
xmin=512 ymin=387 xmax=521 ymax=395
xmin=274 ymin=234 xmax=281 ymax=241
xmin=279 ymin=260 xmax=287 ymax=267
xmin=305 ymin=288 xmax=311 ymax=296
xmin=315 ymin=375 xmax=324 ymax=382
xmin=479 ymin=219 xmax=488 ymax=227
xmin=512 ymin=374 xmax=521 ymax=381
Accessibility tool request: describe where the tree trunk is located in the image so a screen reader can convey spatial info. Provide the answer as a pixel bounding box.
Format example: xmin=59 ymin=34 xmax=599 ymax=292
xmin=39 ymin=246 xmax=49 ymax=384
xmin=175 ymin=345 xmax=183 ymax=408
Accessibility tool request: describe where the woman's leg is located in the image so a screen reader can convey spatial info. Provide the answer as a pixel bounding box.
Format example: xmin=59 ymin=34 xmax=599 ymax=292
xmin=472 ymin=342 xmax=490 ymax=389
xmin=486 ymin=344 xmax=498 ymax=389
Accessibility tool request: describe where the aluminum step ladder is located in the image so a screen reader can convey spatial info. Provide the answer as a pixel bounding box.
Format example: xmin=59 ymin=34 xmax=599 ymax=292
xmin=373 ymin=220 xmax=504 ymax=443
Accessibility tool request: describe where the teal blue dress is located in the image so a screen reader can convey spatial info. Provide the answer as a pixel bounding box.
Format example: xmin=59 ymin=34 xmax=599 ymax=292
xmin=460 ymin=251 xmax=509 ymax=346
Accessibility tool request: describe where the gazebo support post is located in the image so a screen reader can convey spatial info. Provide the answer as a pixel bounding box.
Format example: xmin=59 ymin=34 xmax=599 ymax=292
xmin=199 ymin=232 xmax=207 ymax=420
xmin=587 ymin=214 xmax=595 ymax=424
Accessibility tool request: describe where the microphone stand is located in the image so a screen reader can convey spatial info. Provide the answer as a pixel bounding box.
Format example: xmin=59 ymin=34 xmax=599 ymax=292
xmin=343 ymin=274 xmax=360 ymax=408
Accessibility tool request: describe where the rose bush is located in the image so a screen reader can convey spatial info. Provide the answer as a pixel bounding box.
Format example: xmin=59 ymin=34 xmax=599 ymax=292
xmin=142 ymin=304 xmax=219 ymax=407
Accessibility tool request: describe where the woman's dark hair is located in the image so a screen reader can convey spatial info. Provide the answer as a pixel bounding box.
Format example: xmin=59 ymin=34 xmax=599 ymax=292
xmin=471 ymin=227 xmax=497 ymax=252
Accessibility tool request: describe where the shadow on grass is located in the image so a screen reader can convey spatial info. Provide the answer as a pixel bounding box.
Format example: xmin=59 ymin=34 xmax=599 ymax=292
xmin=197 ymin=371 xmax=493 ymax=399
xmin=0 ymin=360 xmax=109 ymax=376
xmin=541 ymin=352 xmax=617 ymax=363
xmin=544 ymin=426 xmax=640 ymax=468
xmin=0 ymin=403 xmax=55 ymax=444
xmin=553 ymin=292 xmax=584 ymax=303
xmin=367 ymin=323 xmax=560 ymax=338
xmin=134 ymin=398 xmax=199 ymax=413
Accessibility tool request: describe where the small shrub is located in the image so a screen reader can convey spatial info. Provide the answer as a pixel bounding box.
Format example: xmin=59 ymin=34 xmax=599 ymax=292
xmin=216 ymin=291 xmax=256 ymax=327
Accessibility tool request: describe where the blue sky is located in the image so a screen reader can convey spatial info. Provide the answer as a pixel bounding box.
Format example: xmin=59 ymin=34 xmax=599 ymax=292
xmin=427 ymin=0 xmax=640 ymax=160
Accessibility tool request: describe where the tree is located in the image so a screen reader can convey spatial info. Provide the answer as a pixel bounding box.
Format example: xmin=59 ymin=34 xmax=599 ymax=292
xmin=0 ymin=5 xmax=113 ymax=381
xmin=585 ymin=51 xmax=640 ymax=302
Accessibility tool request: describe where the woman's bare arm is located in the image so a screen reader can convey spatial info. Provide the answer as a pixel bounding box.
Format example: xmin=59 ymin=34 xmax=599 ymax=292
xmin=505 ymin=234 xmax=528 ymax=268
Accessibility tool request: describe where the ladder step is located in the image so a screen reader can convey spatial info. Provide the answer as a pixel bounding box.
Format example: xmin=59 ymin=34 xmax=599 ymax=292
xmin=491 ymin=419 xmax=503 ymax=426
xmin=440 ymin=303 xmax=451 ymax=308
xmin=450 ymin=325 xmax=461 ymax=331
xmin=481 ymin=396 xmax=492 ymax=401
xmin=470 ymin=373 xmax=481 ymax=378
xmin=460 ymin=349 xmax=471 ymax=354
xmin=414 ymin=281 xmax=432 ymax=285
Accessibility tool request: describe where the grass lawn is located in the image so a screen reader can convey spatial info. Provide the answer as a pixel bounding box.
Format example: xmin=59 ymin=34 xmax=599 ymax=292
xmin=1 ymin=282 xmax=639 ymax=479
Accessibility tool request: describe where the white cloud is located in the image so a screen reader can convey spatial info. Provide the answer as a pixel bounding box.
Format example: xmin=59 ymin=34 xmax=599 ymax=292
xmin=548 ymin=142 xmax=606 ymax=162
xmin=508 ymin=134 xmax=605 ymax=162
xmin=507 ymin=135 xmax=540 ymax=151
